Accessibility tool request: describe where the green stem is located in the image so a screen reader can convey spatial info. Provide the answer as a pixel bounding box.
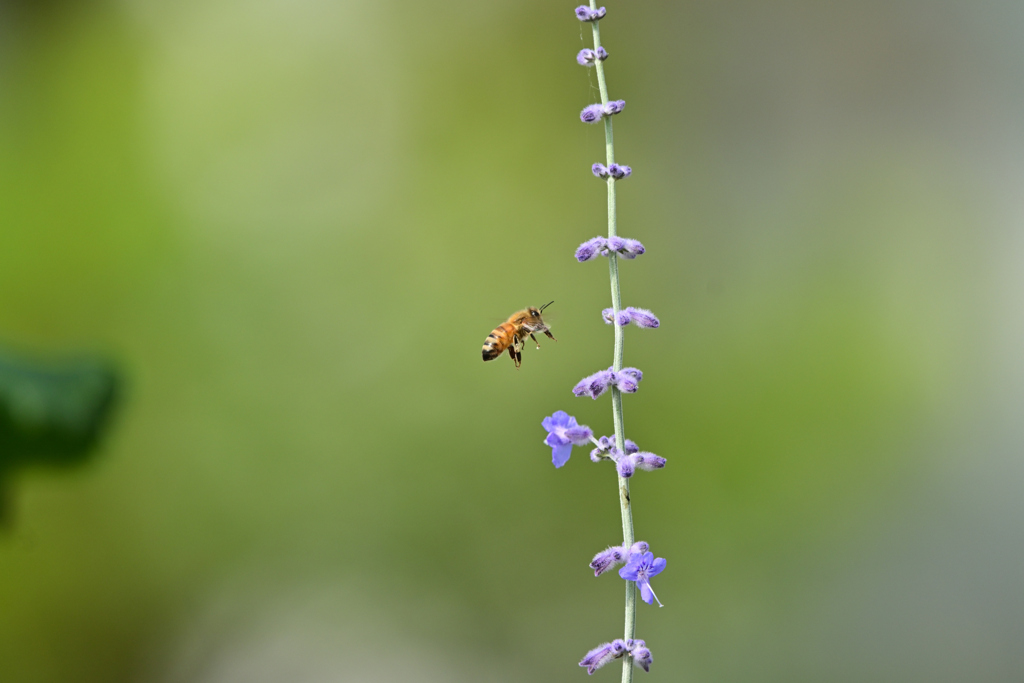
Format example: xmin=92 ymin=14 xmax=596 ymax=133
xmin=590 ymin=6 xmax=635 ymax=683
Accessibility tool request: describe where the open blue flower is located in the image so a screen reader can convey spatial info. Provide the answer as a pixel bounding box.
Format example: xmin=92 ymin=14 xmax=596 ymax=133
xmin=619 ymin=550 xmax=667 ymax=606
xmin=542 ymin=411 xmax=593 ymax=468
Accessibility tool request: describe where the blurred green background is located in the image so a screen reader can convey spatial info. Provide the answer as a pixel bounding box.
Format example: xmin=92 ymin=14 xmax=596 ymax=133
xmin=2 ymin=0 xmax=1023 ymax=681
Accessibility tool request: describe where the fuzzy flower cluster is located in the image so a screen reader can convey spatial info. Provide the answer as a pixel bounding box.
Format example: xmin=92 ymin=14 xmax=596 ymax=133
xmin=579 ymin=638 xmax=653 ymax=675
xmin=602 ymin=306 xmax=660 ymax=328
xmin=574 ymin=5 xmax=607 ymax=22
xmin=588 ymin=434 xmax=638 ymax=462
xmin=588 ymin=434 xmax=666 ymax=478
xmin=576 ymin=46 xmax=608 ymax=66
xmin=572 ymin=366 xmax=642 ymax=398
xmin=579 ymin=99 xmax=626 ymax=124
xmin=574 ymin=235 xmax=645 ymax=262
xmin=589 ymin=541 xmax=667 ymax=606
xmin=592 ymin=162 xmax=631 ymax=180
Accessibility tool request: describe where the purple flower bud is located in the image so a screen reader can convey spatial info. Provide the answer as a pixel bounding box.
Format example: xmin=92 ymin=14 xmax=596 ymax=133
xmin=575 ymin=236 xmax=606 ymax=262
xmin=617 ymin=456 xmax=635 ymax=478
xmin=606 ymin=236 xmax=626 ymax=252
xmin=619 ymin=367 xmax=643 ymax=382
xmin=592 ymin=163 xmax=609 ymax=178
xmin=590 ymin=545 xmax=626 ymax=576
xmin=632 ymin=646 xmax=653 ymax=672
xmin=618 ymin=238 xmax=646 ymax=259
xmin=580 ymin=104 xmax=604 ymax=124
xmin=579 ymin=639 xmax=627 ymax=674
xmin=572 ymin=376 xmax=593 ymax=398
xmin=624 ymin=439 xmax=640 ymax=455
xmin=574 ymin=6 xmax=607 ymax=22
xmin=634 ymin=452 xmax=666 ymax=471
xmin=590 ymin=435 xmax=613 ymax=461
xmin=616 ymin=373 xmax=639 ymax=393
xmin=629 ymin=541 xmax=650 ymax=555
xmin=576 ymin=48 xmax=597 ymax=66
xmin=616 ymin=309 xmax=632 ymax=326
xmin=564 ymin=425 xmax=593 ymax=445
xmin=608 ymin=163 xmax=632 ymax=180
xmin=588 ymin=370 xmax=614 ymax=399
xmin=601 ymin=308 xmax=615 ymax=324
xmin=626 ymin=307 xmax=659 ymax=328
xmin=603 ymin=99 xmax=626 ymax=116
xmin=596 ymin=46 xmax=608 ymax=61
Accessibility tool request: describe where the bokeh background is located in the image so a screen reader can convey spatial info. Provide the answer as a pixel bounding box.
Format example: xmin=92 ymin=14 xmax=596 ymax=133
xmin=2 ymin=0 xmax=1023 ymax=681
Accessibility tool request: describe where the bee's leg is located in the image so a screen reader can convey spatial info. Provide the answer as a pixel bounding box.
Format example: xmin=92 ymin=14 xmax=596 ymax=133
xmin=511 ymin=335 xmax=523 ymax=368
xmin=530 ymin=333 xmax=541 ymax=349
xmin=543 ymin=329 xmax=557 ymax=342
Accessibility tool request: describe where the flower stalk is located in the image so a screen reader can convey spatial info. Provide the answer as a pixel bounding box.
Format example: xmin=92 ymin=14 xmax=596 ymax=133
xmin=586 ymin=3 xmax=640 ymax=681
xmin=541 ymin=4 xmax=665 ymax=678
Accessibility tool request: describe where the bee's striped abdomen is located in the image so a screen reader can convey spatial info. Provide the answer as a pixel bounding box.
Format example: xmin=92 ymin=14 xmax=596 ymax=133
xmin=482 ymin=322 xmax=515 ymax=361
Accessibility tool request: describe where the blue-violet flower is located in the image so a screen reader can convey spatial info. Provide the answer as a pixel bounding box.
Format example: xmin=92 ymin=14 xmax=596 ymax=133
xmin=596 ymin=46 xmax=608 ymax=61
xmin=592 ymin=163 xmax=609 ymax=179
xmin=541 ymin=410 xmax=593 ymax=468
xmin=619 ymin=550 xmax=667 ymax=607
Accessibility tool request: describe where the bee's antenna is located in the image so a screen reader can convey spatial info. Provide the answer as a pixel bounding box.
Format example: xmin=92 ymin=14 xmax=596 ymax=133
xmin=540 ymin=301 xmax=554 ymax=312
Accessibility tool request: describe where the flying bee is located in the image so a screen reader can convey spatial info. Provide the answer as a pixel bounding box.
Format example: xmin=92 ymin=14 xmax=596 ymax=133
xmin=482 ymin=301 xmax=557 ymax=368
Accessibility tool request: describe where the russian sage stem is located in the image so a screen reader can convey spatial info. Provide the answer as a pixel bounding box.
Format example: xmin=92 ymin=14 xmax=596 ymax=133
xmin=589 ymin=4 xmax=637 ymax=682
xmin=547 ymin=4 xmax=664 ymax=678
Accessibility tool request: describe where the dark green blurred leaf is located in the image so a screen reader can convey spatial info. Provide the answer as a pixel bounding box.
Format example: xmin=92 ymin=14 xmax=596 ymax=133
xmin=0 ymin=347 xmax=118 ymax=469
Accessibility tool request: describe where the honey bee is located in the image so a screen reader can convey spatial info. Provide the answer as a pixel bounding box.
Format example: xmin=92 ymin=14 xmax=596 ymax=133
xmin=482 ymin=302 xmax=557 ymax=368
